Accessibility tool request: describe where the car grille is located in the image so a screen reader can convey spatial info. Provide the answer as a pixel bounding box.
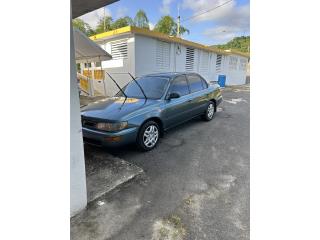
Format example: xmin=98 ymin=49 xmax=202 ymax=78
xmin=82 ymin=118 xmax=97 ymax=129
xmin=83 ymin=137 xmax=101 ymax=146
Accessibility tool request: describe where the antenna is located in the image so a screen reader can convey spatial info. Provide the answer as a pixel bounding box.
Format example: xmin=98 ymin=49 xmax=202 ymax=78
xmin=177 ymin=4 xmax=180 ymax=37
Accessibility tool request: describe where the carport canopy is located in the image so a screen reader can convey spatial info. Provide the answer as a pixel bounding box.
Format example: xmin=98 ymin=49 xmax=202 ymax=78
xmin=74 ymin=28 xmax=112 ymax=63
xmin=72 ymin=0 xmax=119 ymax=19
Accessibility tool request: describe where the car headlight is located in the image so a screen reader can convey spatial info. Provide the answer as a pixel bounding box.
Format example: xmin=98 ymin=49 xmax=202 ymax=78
xmin=96 ymin=122 xmax=128 ymax=132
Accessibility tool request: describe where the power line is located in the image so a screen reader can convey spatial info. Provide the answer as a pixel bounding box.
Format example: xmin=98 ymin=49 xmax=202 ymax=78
xmin=181 ymin=0 xmax=233 ymax=23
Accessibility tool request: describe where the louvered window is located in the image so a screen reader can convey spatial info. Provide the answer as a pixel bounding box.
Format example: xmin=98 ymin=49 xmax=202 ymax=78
xmin=199 ymin=51 xmax=209 ymax=76
xmin=156 ymin=40 xmax=170 ymax=71
xmin=185 ymin=47 xmax=195 ymax=72
xmin=111 ymin=39 xmax=128 ymax=60
xmin=216 ymin=54 xmax=222 ymax=72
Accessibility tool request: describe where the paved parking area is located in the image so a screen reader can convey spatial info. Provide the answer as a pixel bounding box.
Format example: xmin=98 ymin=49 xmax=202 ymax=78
xmin=71 ymin=84 xmax=250 ymax=240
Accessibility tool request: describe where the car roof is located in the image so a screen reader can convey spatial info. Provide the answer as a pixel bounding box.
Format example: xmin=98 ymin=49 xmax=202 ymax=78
xmin=141 ymin=72 xmax=199 ymax=79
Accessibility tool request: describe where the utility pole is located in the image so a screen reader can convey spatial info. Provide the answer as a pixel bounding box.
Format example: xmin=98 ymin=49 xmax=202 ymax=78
xmin=103 ymin=6 xmax=106 ymax=32
xmin=177 ymin=4 xmax=180 ymax=37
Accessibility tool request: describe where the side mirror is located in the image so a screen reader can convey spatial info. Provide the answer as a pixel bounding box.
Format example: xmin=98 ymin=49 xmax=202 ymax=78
xmin=168 ymin=92 xmax=180 ymax=100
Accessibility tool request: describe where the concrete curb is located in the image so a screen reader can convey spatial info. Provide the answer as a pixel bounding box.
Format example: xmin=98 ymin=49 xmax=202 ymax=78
xmin=84 ymin=147 xmax=144 ymax=203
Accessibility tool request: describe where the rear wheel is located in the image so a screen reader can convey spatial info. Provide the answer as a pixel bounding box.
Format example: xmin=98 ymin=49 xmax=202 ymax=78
xmin=202 ymin=101 xmax=215 ymax=121
xmin=136 ymin=121 xmax=160 ymax=151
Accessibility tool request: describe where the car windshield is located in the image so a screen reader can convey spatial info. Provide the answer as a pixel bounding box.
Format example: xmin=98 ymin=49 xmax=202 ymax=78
xmin=116 ymin=76 xmax=169 ymax=99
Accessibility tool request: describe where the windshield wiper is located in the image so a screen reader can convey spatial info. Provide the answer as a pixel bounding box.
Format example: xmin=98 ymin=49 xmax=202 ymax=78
xmin=106 ymin=72 xmax=128 ymax=99
xmin=128 ymin=73 xmax=147 ymax=99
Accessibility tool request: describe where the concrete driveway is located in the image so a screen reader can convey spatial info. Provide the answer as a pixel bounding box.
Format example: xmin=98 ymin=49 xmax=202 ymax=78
xmin=71 ymin=84 xmax=250 ymax=240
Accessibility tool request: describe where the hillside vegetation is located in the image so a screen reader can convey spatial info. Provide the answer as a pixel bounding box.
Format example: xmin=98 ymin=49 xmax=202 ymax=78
xmin=212 ymin=36 xmax=250 ymax=53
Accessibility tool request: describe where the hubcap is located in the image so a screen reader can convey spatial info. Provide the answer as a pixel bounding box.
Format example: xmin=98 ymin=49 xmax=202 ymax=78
xmin=207 ymin=104 xmax=214 ymax=119
xmin=143 ymin=125 xmax=159 ymax=148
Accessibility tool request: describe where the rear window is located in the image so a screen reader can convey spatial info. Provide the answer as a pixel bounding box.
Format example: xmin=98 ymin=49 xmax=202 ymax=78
xmin=201 ymin=78 xmax=208 ymax=88
xmin=187 ymin=74 xmax=205 ymax=93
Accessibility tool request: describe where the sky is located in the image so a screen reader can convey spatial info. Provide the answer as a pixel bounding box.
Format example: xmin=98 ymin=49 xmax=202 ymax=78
xmin=79 ymin=0 xmax=250 ymax=45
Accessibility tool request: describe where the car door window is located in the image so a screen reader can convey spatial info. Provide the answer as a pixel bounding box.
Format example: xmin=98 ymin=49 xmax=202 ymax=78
xmin=169 ymin=75 xmax=190 ymax=96
xmin=187 ymin=74 xmax=205 ymax=93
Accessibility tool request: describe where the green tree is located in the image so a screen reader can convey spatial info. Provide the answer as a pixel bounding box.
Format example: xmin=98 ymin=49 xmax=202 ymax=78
xmin=213 ymin=36 xmax=250 ymax=53
xmin=95 ymin=16 xmax=113 ymax=34
xmin=111 ymin=16 xmax=134 ymax=29
xmin=134 ymin=10 xmax=149 ymax=29
xmin=72 ymin=18 xmax=95 ymax=36
xmin=154 ymin=15 xmax=189 ymax=36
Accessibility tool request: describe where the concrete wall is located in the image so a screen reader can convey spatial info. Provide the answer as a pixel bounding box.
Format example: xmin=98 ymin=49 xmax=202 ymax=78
xmin=224 ymin=54 xmax=248 ymax=85
xmin=134 ymin=36 xmax=218 ymax=83
xmin=174 ymin=43 xmax=186 ymax=72
xmin=99 ymin=34 xmax=135 ymax=96
xmin=91 ymin=34 xmax=249 ymax=96
xmin=137 ymin=38 xmax=225 ymax=83
xmin=135 ymin=35 xmax=159 ymax=76
xmin=135 ymin=35 xmax=175 ymax=76
xmin=70 ymin=22 xmax=87 ymax=217
xmin=197 ymin=49 xmax=217 ymax=82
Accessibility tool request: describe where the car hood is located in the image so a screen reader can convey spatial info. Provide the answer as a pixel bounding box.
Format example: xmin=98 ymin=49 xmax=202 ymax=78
xmin=81 ymin=97 xmax=159 ymax=121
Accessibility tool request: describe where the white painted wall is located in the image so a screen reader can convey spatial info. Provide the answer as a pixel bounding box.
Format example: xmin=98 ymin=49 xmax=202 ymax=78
xmin=198 ymin=49 xmax=213 ymax=80
xmin=224 ymin=54 xmax=248 ymax=85
xmin=174 ymin=44 xmax=187 ymax=72
xmin=135 ymin=35 xmax=179 ymax=76
xmin=135 ymin=35 xmax=158 ymax=76
xmin=99 ymin=35 xmax=135 ymax=96
xmin=70 ymin=22 xmax=87 ymax=217
xmin=209 ymin=52 xmax=218 ymax=82
xmin=89 ymin=34 xmax=249 ymax=96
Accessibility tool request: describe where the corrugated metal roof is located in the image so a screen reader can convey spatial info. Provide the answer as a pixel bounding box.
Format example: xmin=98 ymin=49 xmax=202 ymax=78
xmin=89 ymin=26 xmax=250 ymax=58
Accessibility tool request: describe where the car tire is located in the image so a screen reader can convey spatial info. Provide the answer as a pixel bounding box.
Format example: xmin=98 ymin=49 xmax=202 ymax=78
xmin=136 ymin=120 xmax=160 ymax=151
xmin=202 ymin=101 xmax=215 ymax=121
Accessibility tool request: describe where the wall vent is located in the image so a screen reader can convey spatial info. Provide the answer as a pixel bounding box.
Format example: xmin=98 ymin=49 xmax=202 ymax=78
xmin=111 ymin=39 xmax=128 ymax=60
xmin=185 ymin=47 xmax=195 ymax=72
xmin=216 ymin=54 xmax=222 ymax=73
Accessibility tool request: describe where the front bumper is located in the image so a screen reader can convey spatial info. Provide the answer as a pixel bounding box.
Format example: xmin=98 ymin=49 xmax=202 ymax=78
xmin=82 ymin=127 xmax=138 ymax=147
xmin=216 ymin=95 xmax=223 ymax=106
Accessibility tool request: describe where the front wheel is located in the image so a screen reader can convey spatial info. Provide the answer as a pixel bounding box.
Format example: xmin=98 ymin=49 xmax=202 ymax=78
xmin=136 ymin=121 xmax=160 ymax=151
xmin=202 ymin=101 xmax=215 ymax=121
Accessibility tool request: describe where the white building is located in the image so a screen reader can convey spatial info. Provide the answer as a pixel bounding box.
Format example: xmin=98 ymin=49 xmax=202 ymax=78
xmin=81 ymin=26 xmax=249 ymax=96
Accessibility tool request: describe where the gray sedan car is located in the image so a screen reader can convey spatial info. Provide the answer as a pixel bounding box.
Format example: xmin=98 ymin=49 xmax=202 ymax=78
xmin=81 ymin=72 xmax=222 ymax=151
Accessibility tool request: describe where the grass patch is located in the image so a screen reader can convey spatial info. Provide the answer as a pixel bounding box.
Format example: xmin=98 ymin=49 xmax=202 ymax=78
xmin=153 ymin=215 xmax=186 ymax=240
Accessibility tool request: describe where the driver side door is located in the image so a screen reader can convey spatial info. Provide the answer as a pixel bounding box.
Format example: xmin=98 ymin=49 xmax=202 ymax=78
xmin=162 ymin=75 xmax=193 ymax=129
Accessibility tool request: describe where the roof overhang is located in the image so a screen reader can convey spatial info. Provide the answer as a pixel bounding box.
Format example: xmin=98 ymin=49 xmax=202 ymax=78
xmin=74 ymin=28 xmax=112 ymax=63
xmin=72 ymin=0 xmax=119 ymax=19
